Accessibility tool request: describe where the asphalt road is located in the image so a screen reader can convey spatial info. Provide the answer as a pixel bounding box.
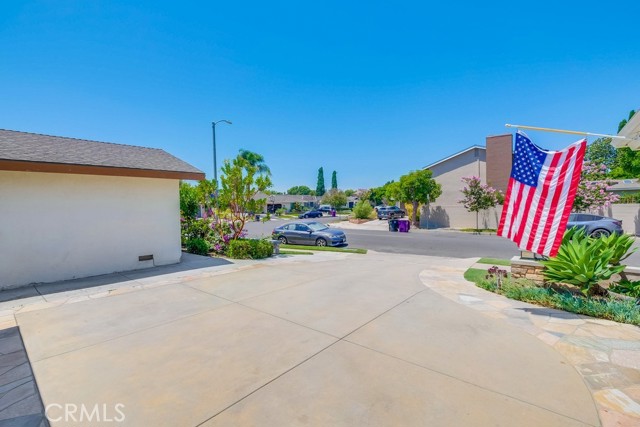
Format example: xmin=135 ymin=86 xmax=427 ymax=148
xmin=245 ymin=216 xmax=640 ymax=266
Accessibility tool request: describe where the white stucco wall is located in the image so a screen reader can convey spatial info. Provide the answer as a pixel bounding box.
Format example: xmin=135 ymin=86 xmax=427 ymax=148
xmin=0 ymin=171 xmax=181 ymax=288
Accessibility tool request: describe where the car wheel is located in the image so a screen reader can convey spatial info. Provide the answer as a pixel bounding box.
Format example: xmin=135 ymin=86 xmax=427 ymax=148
xmin=315 ymin=238 xmax=327 ymax=247
xmin=304 ymin=214 xmax=308 ymax=218
xmin=278 ymin=236 xmax=288 ymax=244
xmin=590 ymin=229 xmax=610 ymax=238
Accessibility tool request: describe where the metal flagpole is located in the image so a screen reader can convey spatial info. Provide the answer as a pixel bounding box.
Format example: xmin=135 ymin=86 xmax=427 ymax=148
xmin=504 ymin=124 xmax=630 ymax=141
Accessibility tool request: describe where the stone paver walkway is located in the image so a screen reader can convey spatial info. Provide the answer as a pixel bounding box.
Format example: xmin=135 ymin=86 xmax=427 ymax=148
xmin=421 ymin=263 xmax=640 ymax=426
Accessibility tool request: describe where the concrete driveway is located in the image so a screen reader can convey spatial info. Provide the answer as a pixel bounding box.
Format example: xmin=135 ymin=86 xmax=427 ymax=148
xmin=14 ymin=252 xmax=602 ymax=426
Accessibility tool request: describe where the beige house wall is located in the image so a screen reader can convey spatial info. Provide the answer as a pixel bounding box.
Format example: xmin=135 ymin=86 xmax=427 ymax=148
xmin=0 ymin=171 xmax=182 ymax=289
xmin=421 ymin=148 xmax=488 ymax=229
xmin=595 ymin=204 xmax=640 ymax=235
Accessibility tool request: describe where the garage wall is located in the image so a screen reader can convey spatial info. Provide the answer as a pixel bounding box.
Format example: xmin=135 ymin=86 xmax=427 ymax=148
xmin=0 ymin=171 xmax=181 ymax=289
xmin=421 ymin=148 xmax=487 ymax=229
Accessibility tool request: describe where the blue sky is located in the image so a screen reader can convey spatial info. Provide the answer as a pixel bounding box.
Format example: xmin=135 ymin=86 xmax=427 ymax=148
xmin=2 ymin=1 xmax=639 ymax=191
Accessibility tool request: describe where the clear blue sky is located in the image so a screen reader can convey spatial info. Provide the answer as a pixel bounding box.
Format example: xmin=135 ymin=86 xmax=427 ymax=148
xmin=2 ymin=1 xmax=639 ymax=192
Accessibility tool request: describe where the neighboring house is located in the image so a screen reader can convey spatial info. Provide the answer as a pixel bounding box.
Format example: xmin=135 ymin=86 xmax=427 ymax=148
xmin=257 ymin=194 xmax=318 ymax=213
xmin=420 ymin=134 xmax=512 ymax=229
xmin=0 ymin=129 xmax=204 ymax=289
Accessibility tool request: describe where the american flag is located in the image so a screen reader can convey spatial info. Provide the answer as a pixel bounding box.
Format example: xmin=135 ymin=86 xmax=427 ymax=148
xmin=497 ymin=131 xmax=586 ymax=257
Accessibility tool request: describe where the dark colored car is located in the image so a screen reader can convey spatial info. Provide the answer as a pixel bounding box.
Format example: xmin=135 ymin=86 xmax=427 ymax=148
xmin=566 ymin=213 xmax=623 ymax=237
xmin=377 ymin=206 xmax=406 ymax=220
xmin=272 ymin=221 xmax=347 ymax=247
xmin=298 ymin=210 xmax=323 ymax=219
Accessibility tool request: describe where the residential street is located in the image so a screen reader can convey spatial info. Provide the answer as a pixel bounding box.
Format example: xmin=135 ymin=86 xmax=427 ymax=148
xmin=245 ymin=217 xmax=640 ymax=266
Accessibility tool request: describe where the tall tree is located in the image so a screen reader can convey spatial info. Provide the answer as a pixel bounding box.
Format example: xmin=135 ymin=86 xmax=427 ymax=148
xmin=219 ymin=155 xmax=272 ymax=239
xmin=238 ymin=149 xmax=271 ymax=175
xmin=316 ymin=167 xmax=325 ymax=196
xmin=397 ymin=170 xmax=442 ymax=227
xmin=618 ymin=109 xmax=636 ymax=133
xmin=287 ymin=185 xmax=314 ymax=195
xmin=585 ymin=138 xmax=616 ymax=171
xmin=331 ymin=171 xmax=338 ymax=189
xmin=321 ymin=189 xmax=347 ymax=209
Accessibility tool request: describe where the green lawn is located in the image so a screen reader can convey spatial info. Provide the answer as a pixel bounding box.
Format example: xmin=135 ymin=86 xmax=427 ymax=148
xmin=476 ymin=257 xmax=511 ymax=266
xmin=460 ymin=228 xmax=497 ymax=234
xmin=280 ymin=244 xmax=367 ymax=254
xmin=279 ymin=249 xmax=314 ymax=255
xmin=463 ymin=268 xmax=488 ymax=283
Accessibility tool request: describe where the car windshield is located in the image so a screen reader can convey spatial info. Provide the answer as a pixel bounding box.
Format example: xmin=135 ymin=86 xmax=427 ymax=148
xmin=307 ymin=222 xmax=328 ymax=232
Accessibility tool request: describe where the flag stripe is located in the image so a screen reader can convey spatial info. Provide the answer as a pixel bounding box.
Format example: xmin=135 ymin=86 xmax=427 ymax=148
xmin=524 ymin=154 xmax=560 ymax=247
xmin=548 ymin=141 xmax=586 ymax=255
xmin=536 ymin=146 xmax=576 ymax=253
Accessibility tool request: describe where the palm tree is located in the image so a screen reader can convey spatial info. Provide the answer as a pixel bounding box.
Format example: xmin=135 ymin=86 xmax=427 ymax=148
xmin=238 ymin=149 xmax=271 ymax=175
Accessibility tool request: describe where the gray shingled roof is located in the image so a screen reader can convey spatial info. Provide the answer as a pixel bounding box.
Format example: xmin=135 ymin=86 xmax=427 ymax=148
xmin=0 ymin=129 xmax=203 ymax=174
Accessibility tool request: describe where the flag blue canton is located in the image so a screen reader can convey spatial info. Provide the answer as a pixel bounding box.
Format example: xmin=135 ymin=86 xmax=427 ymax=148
xmin=511 ymin=132 xmax=547 ymax=187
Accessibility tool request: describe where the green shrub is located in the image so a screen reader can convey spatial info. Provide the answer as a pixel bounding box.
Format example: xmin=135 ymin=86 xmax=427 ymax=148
xmin=186 ymin=238 xmax=210 ymax=255
xmin=610 ymin=280 xmax=640 ymax=298
xmin=227 ymin=239 xmax=274 ymax=259
xmin=251 ymin=239 xmax=274 ymax=258
xmin=275 ymin=208 xmax=287 ymax=216
xmin=227 ymin=239 xmax=253 ymax=259
xmin=352 ymin=200 xmax=373 ymax=219
xmin=541 ymin=228 xmax=625 ymax=296
xmin=472 ymin=273 xmax=640 ymax=326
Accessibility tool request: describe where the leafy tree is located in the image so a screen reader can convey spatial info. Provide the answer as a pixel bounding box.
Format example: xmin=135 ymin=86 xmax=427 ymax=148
xmin=458 ymin=176 xmax=502 ymax=231
xmin=316 ymin=167 xmax=326 ymax=196
xmin=573 ymin=161 xmax=619 ymax=212
xmin=610 ymin=110 xmax=638 ymax=178
xmin=179 ymin=181 xmax=200 ymax=218
xmin=368 ymin=182 xmax=394 ymax=205
xmin=397 ymin=170 xmax=442 ymax=227
xmin=618 ymin=109 xmax=636 ymax=133
xmin=219 ymin=154 xmax=272 ymax=239
xmin=287 ymin=185 xmax=314 ymax=195
xmin=610 ymin=147 xmax=640 ymax=178
xmin=385 ymin=181 xmax=402 ymax=204
xmin=585 ymin=138 xmax=616 ymax=171
xmin=331 ymin=171 xmax=338 ymax=189
xmin=239 ymin=149 xmax=271 ymax=175
xmin=195 ymin=178 xmax=217 ymax=215
xmin=344 ymin=189 xmax=355 ymax=197
xmin=321 ymin=188 xmax=347 ymax=208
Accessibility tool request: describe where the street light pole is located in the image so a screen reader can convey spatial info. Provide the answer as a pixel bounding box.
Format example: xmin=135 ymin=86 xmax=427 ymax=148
xmin=211 ymin=119 xmax=232 ymax=185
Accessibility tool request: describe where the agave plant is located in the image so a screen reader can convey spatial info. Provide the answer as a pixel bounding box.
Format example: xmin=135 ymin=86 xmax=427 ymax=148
xmin=598 ymin=232 xmax=637 ymax=265
xmin=541 ymin=228 xmax=626 ymax=297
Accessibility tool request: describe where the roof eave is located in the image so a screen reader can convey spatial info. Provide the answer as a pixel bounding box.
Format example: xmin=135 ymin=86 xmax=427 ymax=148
xmin=0 ymin=160 xmax=205 ymax=180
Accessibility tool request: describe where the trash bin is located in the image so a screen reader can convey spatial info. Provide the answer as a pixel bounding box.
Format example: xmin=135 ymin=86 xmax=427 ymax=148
xmin=255 ymin=214 xmax=261 ymax=221
xmin=331 ymin=209 xmax=336 ymax=217
xmin=398 ymin=219 xmax=410 ymax=232
xmin=388 ymin=219 xmax=399 ymax=232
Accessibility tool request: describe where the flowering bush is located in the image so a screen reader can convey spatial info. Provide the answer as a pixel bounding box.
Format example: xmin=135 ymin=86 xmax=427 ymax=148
xmin=572 ymin=161 xmax=620 ymax=212
xmin=459 ymin=176 xmax=502 ymax=212
xmin=459 ymin=176 xmax=503 ymax=230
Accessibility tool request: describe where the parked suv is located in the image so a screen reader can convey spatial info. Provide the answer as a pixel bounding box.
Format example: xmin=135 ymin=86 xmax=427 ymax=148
xmin=377 ymin=206 xmax=406 ymax=220
xmin=318 ymin=205 xmax=332 ymax=213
